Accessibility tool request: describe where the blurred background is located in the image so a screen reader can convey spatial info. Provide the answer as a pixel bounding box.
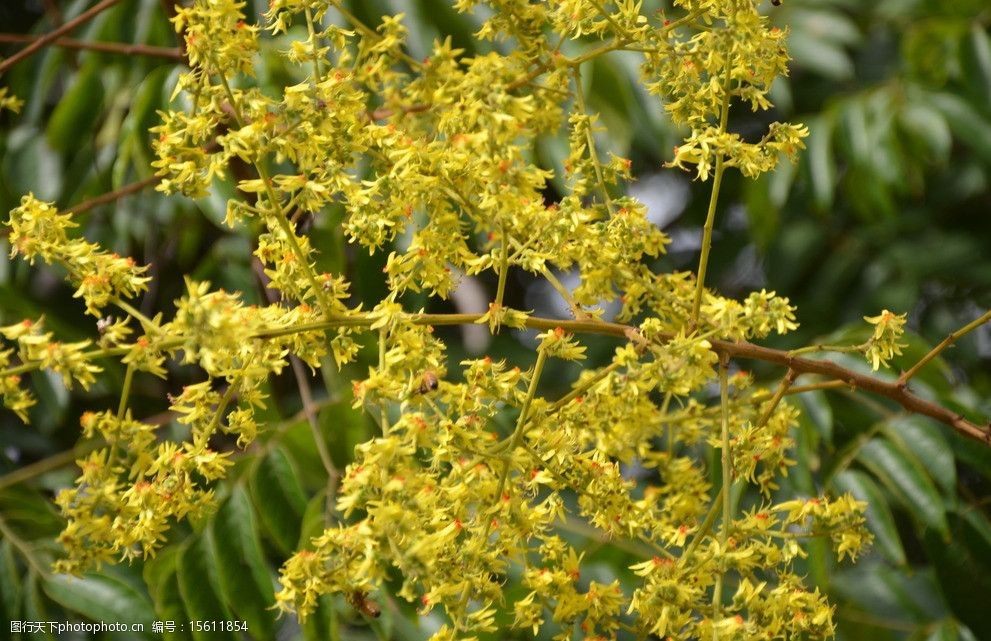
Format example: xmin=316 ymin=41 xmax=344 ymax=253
xmin=1 ymin=1 xmax=990 ymax=639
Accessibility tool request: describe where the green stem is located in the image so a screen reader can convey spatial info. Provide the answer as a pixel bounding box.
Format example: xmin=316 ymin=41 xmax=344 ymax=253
xmin=330 ymin=0 xmax=421 ymax=70
xmin=788 ymin=343 xmax=866 ymax=358
xmin=205 ymin=380 xmax=239 ymax=436
xmin=690 ymin=53 xmax=733 ymax=328
xmin=735 ymin=527 xmax=849 ymax=540
xmin=572 ymin=66 xmax=616 ymax=217
xmin=494 ymin=222 xmax=510 ymax=312
xmin=304 ymin=8 xmax=324 ymax=83
xmin=755 ymin=369 xmax=797 ymax=429
xmin=588 ymin=0 xmax=624 ymax=33
xmin=378 ymin=326 xmax=390 ymax=431
xmin=899 ymin=309 xmax=991 ymax=385
xmin=456 ymin=348 xmax=548 ymax=631
xmin=711 ymin=355 xmax=731 ymax=635
xmin=546 ymin=361 xmax=619 ymax=415
xmin=540 ymin=266 xmax=586 ymax=319
xmin=494 ymin=349 xmax=548 ymax=504
xmin=660 ymin=392 xmax=674 ymax=457
xmin=679 ymin=491 xmax=724 ymax=569
xmin=209 ymin=54 xmax=337 ymax=319
xmin=112 ymin=298 xmax=158 ymax=334
xmin=289 ymin=353 xmax=338 ymax=526
xmin=117 ymin=363 xmax=135 ymax=421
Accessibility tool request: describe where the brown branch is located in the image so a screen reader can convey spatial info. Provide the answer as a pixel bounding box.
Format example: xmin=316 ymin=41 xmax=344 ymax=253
xmin=66 ymin=175 xmax=162 ymax=215
xmin=367 ymin=103 xmax=431 ymax=121
xmin=262 ymin=312 xmax=990 ymax=442
xmin=411 ymin=314 xmax=991 ymax=443
xmin=0 ymin=34 xmax=182 ymax=60
xmin=711 ymin=335 xmax=990 ymax=444
xmin=0 ymin=0 xmax=125 ymax=75
xmin=3 ymin=309 xmax=987 ymax=445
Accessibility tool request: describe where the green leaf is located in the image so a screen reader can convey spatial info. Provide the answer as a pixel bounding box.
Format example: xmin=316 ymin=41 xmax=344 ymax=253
xmin=797 ymin=389 xmax=833 ymax=442
xmin=0 ymin=540 xmax=23 ymax=626
xmin=745 ymin=175 xmax=778 ymax=251
xmin=882 ymin=416 xmax=956 ymax=497
xmin=947 ymin=423 xmax=991 ymax=480
xmin=250 ymin=447 xmax=308 ymax=554
xmin=1 ymin=126 xmax=65 ymax=202
xmin=963 ymin=23 xmax=991 ymax=106
xmin=211 ymin=486 xmax=277 ymax=638
xmin=928 ymin=92 xmax=991 ymax=165
xmin=0 ymin=485 xmax=62 ymax=536
xmin=176 ymin=531 xmax=237 ymax=641
xmin=924 ymin=510 xmax=991 ymax=640
xmin=321 ymin=399 xmax=369 ymax=470
xmin=788 ymin=34 xmax=854 ymax=80
xmin=840 ymin=99 xmax=872 ymax=167
xmin=43 ymin=571 xmax=155 ymax=634
xmin=301 ymin=594 xmax=338 ymax=641
xmin=299 ymin=488 xmax=331 ymax=547
xmin=830 ymin=562 xmax=939 ymax=627
xmin=155 ymin=572 xmax=193 ymax=641
xmin=926 ymin=619 xmax=959 ymax=641
xmin=144 ymin=548 xmax=192 ymax=641
xmin=805 ymin=113 xmax=836 ymax=211
xmin=24 ymin=573 xmax=56 ymax=641
xmin=856 ymin=437 xmax=948 ymax=538
xmin=282 ymin=417 xmax=333 ymax=491
xmin=793 ymin=9 xmax=862 ymax=46
xmin=832 ymin=469 xmax=906 ymax=565
xmin=113 ymin=65 xmax=174 ymax=188
xmin=45 ymin=62 xmax=105 ymax=153
xmin=898 ymin=102 xmax=952 ymax=163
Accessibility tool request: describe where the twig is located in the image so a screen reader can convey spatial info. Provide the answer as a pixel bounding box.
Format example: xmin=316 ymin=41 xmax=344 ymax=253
xmin=0 ymin=34 xmax=182 ymax=60
xmin=367 ymin=103 xmax=430 ymax=121
xmin=0 ymin=440 xmax=105 ymax=492
xmin=2 ymin=312 xmax=988 ymax=444
xmin=262 ymin=313 xmax=991 ymax=444
xmin=66 ymin=175 xmax=161 ymax=215
xmin=690 ymin=54 xmax=733 ymax=328
xmin=898 ymin=309 xmax=991 ymax=386
xmin=252 ymin=257 xmax=339 ymax=525
xmin=0 ymin=0 xmax=126 ymax=75
xmin=711 ymin=354 xmax=732 ymax=625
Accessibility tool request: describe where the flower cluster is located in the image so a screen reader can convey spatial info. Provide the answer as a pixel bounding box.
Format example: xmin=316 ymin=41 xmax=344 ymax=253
xmin=0 ymin=1 xmax=878 ymax=640
xmin=863 ymin=309 xmax=908 ymax=370
xmin=0 ymin=87 xmax=24 ymax=114
xmin=7 ymin=195 xmax=150 ymax=316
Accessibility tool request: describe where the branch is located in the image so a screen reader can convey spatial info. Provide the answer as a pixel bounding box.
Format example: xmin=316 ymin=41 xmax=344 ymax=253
xmin=898 ymin=309 xmax=991 ymax=386
xmin=0 ymin=34 xmax=182 ymax=60
xmin=367 ymin=103 xmax=430 ymax=121
xmin=3 ymin=312 xmax=988 ymax=444
xmin=227 ymin=312 xmax=991 ymax=444
xmin=66 ymin=175 xmax=162 ymax=215
xmin=0 ymin=0 xmax=125 ymax=75
xmin=0 ymin=440 xmax=104 ymax=492
xmin=712 ymin=334 xmax=991 ymax=444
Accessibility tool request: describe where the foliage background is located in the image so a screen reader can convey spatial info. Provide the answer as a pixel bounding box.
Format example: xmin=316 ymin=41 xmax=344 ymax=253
xmin=0 ymin=0 xmax=990 ymax=639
